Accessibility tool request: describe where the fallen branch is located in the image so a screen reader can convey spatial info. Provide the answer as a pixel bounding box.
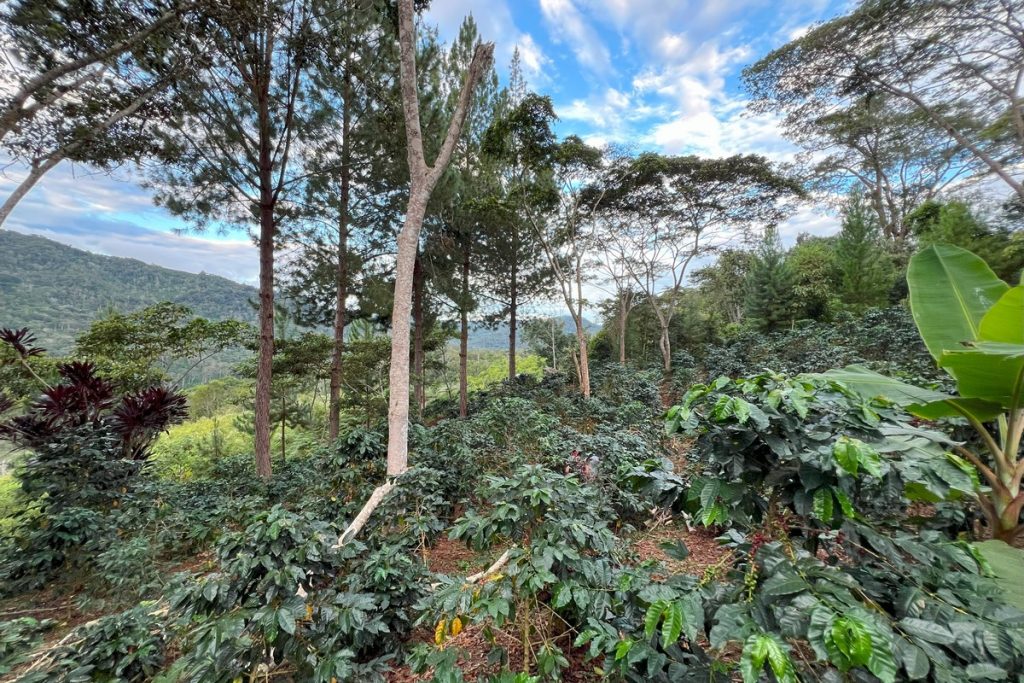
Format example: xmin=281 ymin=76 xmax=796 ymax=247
xmin=335 ymin=479 xmax=396 ymax=547
xmin=466 ymin=549 xmax=512 ymax=584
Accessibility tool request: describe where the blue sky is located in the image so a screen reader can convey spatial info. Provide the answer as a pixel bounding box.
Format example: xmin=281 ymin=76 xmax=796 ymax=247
xmin=1 ymin=0 xmax=849 ymax=286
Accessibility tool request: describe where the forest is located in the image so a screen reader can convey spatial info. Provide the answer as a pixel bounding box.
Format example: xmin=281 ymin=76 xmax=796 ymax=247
xmin=1 ymin=0 xmax=1024 ymax=681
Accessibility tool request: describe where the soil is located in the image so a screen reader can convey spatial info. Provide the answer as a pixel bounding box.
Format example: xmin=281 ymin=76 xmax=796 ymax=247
xmin=632 ymin=522 xmax=733 ymax=578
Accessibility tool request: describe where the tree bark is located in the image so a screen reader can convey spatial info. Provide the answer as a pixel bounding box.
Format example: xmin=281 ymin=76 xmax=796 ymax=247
xmin=575 ymin=314 xmax=591 ymax=398
xmin=617 ymin=294 xmax=630 ymax=365
xmin=384 ymin=0 xmax=493 ymax=478
xmin=327 ymin=71 xmax=352 ymax=442
xmin=255 ymin=198 xmax=275 ymax=480
xmin=413 ymin=252 xmax=426 ymax=416
xmin=459 ymin=247 xmax=470 ymax=418
xmin=508 ymin=263 xmax=518 ymax=379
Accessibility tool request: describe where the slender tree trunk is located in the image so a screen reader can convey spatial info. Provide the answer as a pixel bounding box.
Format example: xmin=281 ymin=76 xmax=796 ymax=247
xmin=575 ymin=316 xmax=591 ymax=398
xmin=386 ymin=200 xmax=428 ymax=475
xmin=254 ymin=66 xmax=275 ymax=481
xmin=618 ymin=296 xmax=629 ymax=365
xmin=459 ymin=247 xmax=470 ymax=418
xmin=413 ymin=253 xmax=426 ymax=416
xmin=659 ymin=325 xmax=672 ymax=373
xmin=508 ymin=264 xmax=518 ymax=379
xmin=255 ymin=199 xmax=274 ymax=480
xmin=280 ymin=394 xmax=286 ymax=462
xmin=328 ymin=72 xmax=352 ymax=441
xmin=550 ymin=319 xmax=557 ymax=371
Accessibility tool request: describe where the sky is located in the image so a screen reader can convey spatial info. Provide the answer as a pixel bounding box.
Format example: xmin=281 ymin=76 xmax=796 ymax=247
xmin=1 ymin=0 xmax=850 ymax=287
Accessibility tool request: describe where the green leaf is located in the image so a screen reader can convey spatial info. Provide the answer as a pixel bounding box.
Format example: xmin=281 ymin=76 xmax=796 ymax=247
xmin=908 ymin=244 xmax=1008 ymax=360
xmin=277 ymin=609 xmax=296 ymax=636
xmin=965 ymin=663 xmax=1008 ymax=680
xmin=974 ymin=540 xmax=1024 ymax=610
xmin=659 ymin=539 xmax=690 ymax=561
xmin=832 ymin=437 xmax=860 ymax=475
xmin=896 ymin=639 xmax=930 ymax=680
xmin=644 ymin=601 xmax=665 ymax=639
xmin=740 ymin=634 xmax=769 ymax=683
xmin=979 ymin=285 xmax=1024 ymax=344
xmin=661 ymin=602 xmax=684 ymax=646
xmin=762 ymin=574 xmax=807 ymax=599
xmin=898 ymin=618 xmax=955 ymax=645
xmin=939 ymin=341 xmax=1024 ymax=409
xmin=830 ymin=617 xmax=872 ymax=667
xmin=614 ymin=638 xmax=633 ymax=661
xmin=812 ymin=488 xmax=834 ymax=522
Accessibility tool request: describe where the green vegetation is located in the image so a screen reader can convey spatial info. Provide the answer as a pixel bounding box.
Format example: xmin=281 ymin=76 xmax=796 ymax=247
xmin=2 ymin=0 xmax=1024 ymax=680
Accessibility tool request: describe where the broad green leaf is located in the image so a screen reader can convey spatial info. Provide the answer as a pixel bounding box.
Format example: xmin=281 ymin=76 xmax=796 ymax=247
xmin=939 ymin=342 xmax=1024 ymax=408
xmin=661 ymin=602 xmax=684 ymax=646
xmin=614 ymin=638 xmax=633 ymax=661
xmin=831 ymin=617 xmax=872 ymax=667
xmin=740 ymin=634 xmax=769 ymax=683
xmin=898 ymin=618 xmax=955 ymax=645
xmin=896 ymin=639 xmax=930 ymax=680
xmin=908 ymin=244 xmax=1008 ymax=360
xmin=974 ymin=540 xmax=1024 ymax=611
xmin=644 ymin=601 xmax=665 ymax=639
xmin=822 ymin=366 xmax=1003 ymax=421
xmin=979 ymin=286 xmax=1024 ymax=344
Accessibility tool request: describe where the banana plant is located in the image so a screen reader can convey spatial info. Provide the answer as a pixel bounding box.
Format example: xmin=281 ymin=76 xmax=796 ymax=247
xmin=826 ymin=244 xmax=1024 ymax=545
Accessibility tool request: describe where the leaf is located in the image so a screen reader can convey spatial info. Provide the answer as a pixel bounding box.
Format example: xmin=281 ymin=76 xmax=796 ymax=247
xmin=661 ymin=602 xmax=684 ymax=646
xmin=277 ymin=609 xmax=296 ymax=636
xmin=898 ymin=618 xmax=955 ymax=645
xmin=939 ymin=342 xmax=1024 ymax=409
xmin=614 ymin=638 xmax=633 ymax=661
xmin=974 ymin=540 xmax=1024 ymax=610
xmin=812 ymin=488 xmax=834 ymax=522
xmin=979 ymin=285 xmax=1024 ymax=344
xmin=830 ymin=617 xmax=872 ymax=667
xmin=907 ymin=244 xmax=1008 ymax=360
xmin=644 ymin=600 xmax=665 ymax=639
xmin=658 ymin=539 xmax=690 ymax=561
xmin=895 ymin=639 xmax=930 ymax=680
xmin=762 ymin=574 xmax=807 ymax=599
xmin=965 ymin=663 xmax=1008 ymax=680
xmin=434 ymin=619 xmax=447 ymax=645
xmin=450 ymin=617 xmax=463 ymax=637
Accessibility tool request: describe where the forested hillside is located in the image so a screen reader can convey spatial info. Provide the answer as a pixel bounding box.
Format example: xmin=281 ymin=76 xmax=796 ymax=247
xmin=0 ymin=230 xmax=256 ymax=353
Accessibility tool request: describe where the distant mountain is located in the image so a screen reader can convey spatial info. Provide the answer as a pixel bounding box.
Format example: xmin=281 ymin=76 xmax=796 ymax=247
xmin=0 ymin=229 xmax=599 ymax=360
xmin=467 ymin=315 xmax=599 ymax=350
xmin=0 ymin=230 xmax=257 ymax=355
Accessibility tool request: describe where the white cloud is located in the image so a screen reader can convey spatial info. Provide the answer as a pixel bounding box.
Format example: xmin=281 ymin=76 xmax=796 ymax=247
xmin=539 ymin=0 xmax=613 ymax=76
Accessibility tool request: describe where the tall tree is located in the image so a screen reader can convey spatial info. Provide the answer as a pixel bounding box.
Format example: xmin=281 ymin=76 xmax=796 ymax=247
xmin=835 ymin=193 xmax=895 ymax=308
xmin=745 ymin=227 xmax=795 ymax=332
xmin=384 ymin=0 xmax=492 ymax=477
xmin=795 ymin=93 xmax=984 ymax=244
xmin=148 ymin=0 xmax=315 ymax=479
xmin=480 ymin=63 xmax=556 ymax=379
xmin=602 ymin=153 xmax=803 ymax=372
xmin=744 ymin=0 xmax=1024 ymax=202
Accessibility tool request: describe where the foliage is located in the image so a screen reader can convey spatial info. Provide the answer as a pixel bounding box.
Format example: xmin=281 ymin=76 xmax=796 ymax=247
xmin=0 ymin=617 xmax=54 ymax=675
xmin=744 ymin=227 xmax=795 ymax=331
xmin=835 ymin=193 xmax=897 ymax=308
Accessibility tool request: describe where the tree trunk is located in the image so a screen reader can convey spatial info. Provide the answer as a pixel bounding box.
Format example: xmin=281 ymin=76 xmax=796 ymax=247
xmin=386 ymin=199 xmax=428 ymax=476
xmin=575 ymin=316 xmax=591 ymax=398
xmin=280 ymin=394 xmax=286 ymax=462
xmin=327 ymin=72 xmax=352 ymax=442
xmin=659 ymin=324 xmax=672 ymax=373
xmin=550 ymin=319 xmax=557 ymax=371
xmin=618 ymin=295 xmax=629 ymax=365
xmin=382 ymin=0 xmax=492 ymax=480
xmin=413 ymin=252 xmax=426 ymax=416
xmin=508 ymin=264 xmax=518 ymax=379
xmin=254 ymin=199 xmax=274 ymax=480
xmin=459 ymin=247 xmax=470 ymax=418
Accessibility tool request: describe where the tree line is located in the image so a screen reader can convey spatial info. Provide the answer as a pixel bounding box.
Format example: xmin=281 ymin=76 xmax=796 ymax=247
xmin=2 ymin=0 xmax=1023 ymax=480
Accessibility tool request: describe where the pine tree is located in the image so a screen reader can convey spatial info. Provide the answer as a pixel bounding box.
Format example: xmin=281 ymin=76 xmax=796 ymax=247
xmin=745 ymin=227 xmax=795 ymax=331
xmin=835 ymin=193 xmax=895 ymax=308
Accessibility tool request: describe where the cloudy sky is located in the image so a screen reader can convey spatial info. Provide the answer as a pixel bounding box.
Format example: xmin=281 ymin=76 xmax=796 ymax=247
xmin=1 ymin=0 xmax=849 ymax=286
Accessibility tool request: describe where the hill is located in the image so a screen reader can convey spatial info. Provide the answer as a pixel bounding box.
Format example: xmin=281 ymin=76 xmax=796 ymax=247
xmin=0 ymin=230 xmax=257 ymax=355
xmin=467 ymin=315 xmax=599 ymax=350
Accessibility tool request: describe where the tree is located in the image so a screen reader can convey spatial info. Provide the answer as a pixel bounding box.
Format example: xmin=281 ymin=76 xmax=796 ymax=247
xmin=74 ymin=302 xmax=252 ymax=390
xmin=479 ymin=79 xmax=557 ymax=380
xmin=692 ymin=249 xmax=755 ymax=331
xmin=384 ymin=0 xmax=493 ymax=477
xmin=744 ymin=0 xmax=1024 ymax=202
xmin=148 ymin=0 xmax=315 ymax=480
xmin=745 ymin=227 xmax=795 ymax=331
xmin=787 ymin=235 xmax=841 ymax=320
xmin=0 ymin=0 xmax=202 ymax=226
xmin=522 ymin=317 xmax=574 ymax=373
xmin=530 ymin=136 xmax=605 ymax=398
xmin=835 ymin=194 xmax=896 ymax=308
xmin=795 ymin=93 xmax=984 ymax=244
xmin=602 ymin=153 xmax=803 ymax=372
